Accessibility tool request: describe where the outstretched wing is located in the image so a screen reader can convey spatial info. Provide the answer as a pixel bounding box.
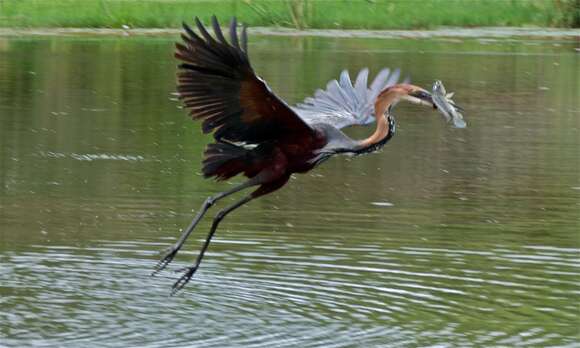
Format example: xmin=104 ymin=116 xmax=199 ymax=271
xmin=176 ymin=16 xmax=314 ymax=143
xmin=294 ymin=68 xmax=406 ymax=129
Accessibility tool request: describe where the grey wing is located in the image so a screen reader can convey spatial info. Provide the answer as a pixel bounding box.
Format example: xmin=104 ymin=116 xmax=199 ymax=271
xmin=294 ymin=68 xmax=406 ymax=129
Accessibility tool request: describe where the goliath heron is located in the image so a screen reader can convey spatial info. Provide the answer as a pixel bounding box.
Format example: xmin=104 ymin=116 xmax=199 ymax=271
xmin=152 ymin=16 xmax=465 ymax=294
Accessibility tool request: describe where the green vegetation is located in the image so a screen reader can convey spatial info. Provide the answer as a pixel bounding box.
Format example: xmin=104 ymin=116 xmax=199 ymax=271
xmin=0 ymin=0 xmax=578 ymax=29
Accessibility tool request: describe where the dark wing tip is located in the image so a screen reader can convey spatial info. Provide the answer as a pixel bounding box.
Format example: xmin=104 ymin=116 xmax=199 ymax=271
xmin=182 ymin=21 xmax=194 ymax=36
xmin=229 ymin=17 xmax=240 ymax=49
xmin=195 ymin=16 xmax=216 ymax=43
xmin=241 ymin=24 xmax=248 ymax=53
xmin=188 ymin=15 xmax=245 ymax=51
xmin=211 ymin=15 xmax=229 ymax=45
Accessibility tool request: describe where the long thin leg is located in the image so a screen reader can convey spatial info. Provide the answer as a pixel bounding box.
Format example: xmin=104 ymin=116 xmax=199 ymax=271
xmin=170 ymin=175 xmax=291 ymax=295
xmin=171 ymin=195 xmax=253 ymax=295
xmin=152 ymin=179 xmax=258 ymax=275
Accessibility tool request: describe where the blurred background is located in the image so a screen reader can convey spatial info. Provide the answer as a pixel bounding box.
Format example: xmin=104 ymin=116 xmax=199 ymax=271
xmin=0 ymin=0 xmax=579 ymax=29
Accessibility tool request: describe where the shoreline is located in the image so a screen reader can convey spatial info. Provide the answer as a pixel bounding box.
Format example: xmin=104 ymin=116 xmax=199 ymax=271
xmin=1 ymin=27 xmax=579 ymax=39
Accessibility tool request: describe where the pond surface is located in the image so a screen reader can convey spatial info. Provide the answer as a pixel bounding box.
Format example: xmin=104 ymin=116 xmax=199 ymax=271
xmin=0 ymin=32 xmax=579 ymax=347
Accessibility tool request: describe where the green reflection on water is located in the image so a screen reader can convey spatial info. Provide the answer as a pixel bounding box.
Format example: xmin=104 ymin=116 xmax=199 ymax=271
xmin=0 ymin=34 xmax=579 ymax=347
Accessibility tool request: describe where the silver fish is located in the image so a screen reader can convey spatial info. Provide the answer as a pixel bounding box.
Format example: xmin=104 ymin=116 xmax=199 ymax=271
xmin=432 ymin=80 xmax=466 ymax=128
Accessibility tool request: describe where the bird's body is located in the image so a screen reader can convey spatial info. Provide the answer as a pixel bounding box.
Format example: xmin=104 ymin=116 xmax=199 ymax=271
xmin=154 ymin=16 xmax=465 ymax=294
xmin=202 ymin=116 xmax=393 ymax=184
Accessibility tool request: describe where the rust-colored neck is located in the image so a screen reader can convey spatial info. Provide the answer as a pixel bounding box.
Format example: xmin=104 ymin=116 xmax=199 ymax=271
xmin=359 ymin=88 xmax=401 ymax=148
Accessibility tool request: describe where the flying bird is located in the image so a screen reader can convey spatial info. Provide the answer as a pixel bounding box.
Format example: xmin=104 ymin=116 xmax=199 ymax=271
xmin=153 ymin=16 xmax=465 ymax=294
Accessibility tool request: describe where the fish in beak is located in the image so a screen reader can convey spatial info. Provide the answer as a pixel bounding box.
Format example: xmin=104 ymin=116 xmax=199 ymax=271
xmin=431 ymin=80 xmax=466 ymax=128
xmin=407 ymin=81 xmax=466 ymax=129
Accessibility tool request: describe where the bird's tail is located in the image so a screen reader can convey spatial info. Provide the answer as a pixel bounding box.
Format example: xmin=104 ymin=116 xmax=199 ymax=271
xmin=202 ymin=142 xmax=251 ymax=181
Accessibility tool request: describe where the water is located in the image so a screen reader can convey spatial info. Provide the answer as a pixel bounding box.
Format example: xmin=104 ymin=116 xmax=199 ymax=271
xmin=1 ymin=32 xmax=579 ymax=347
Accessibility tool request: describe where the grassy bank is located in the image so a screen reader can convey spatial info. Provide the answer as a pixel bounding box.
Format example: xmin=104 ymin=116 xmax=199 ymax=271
xmin=0 ymin=0 xmax=578 ymax=29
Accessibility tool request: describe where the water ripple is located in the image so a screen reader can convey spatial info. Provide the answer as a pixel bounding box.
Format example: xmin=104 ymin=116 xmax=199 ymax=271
xmin=37 ymin=151 xmax=148 ymax=162
xmin=2 ymin=234 xmax=578 ymax=347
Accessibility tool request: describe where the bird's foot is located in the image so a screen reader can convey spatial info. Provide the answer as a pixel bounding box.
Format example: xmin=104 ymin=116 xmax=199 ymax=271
xmin=171 ymin=265 xmax=198 ymax=295
xmin=151 ymin=245 xmax=180 ymax=276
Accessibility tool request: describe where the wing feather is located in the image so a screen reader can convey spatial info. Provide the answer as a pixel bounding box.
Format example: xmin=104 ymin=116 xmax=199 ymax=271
xmin=354 ymin=68 xmax=369 ymax=103
xmin=295 ymin=68 xmax=405 ymax=129
xmin=339 ymin=70 xmax=357 ymax=110
xmin=176 ymin=16 xmax=314 ymax=143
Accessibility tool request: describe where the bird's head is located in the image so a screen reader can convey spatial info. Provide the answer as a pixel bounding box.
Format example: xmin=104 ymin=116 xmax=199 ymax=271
xmin=377 ymin=81 xmax=466 ymax=128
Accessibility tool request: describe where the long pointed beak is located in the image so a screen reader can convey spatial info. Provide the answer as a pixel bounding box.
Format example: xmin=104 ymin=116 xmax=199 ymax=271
xmin=408 ymin=90 xmax=435 ymax=108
